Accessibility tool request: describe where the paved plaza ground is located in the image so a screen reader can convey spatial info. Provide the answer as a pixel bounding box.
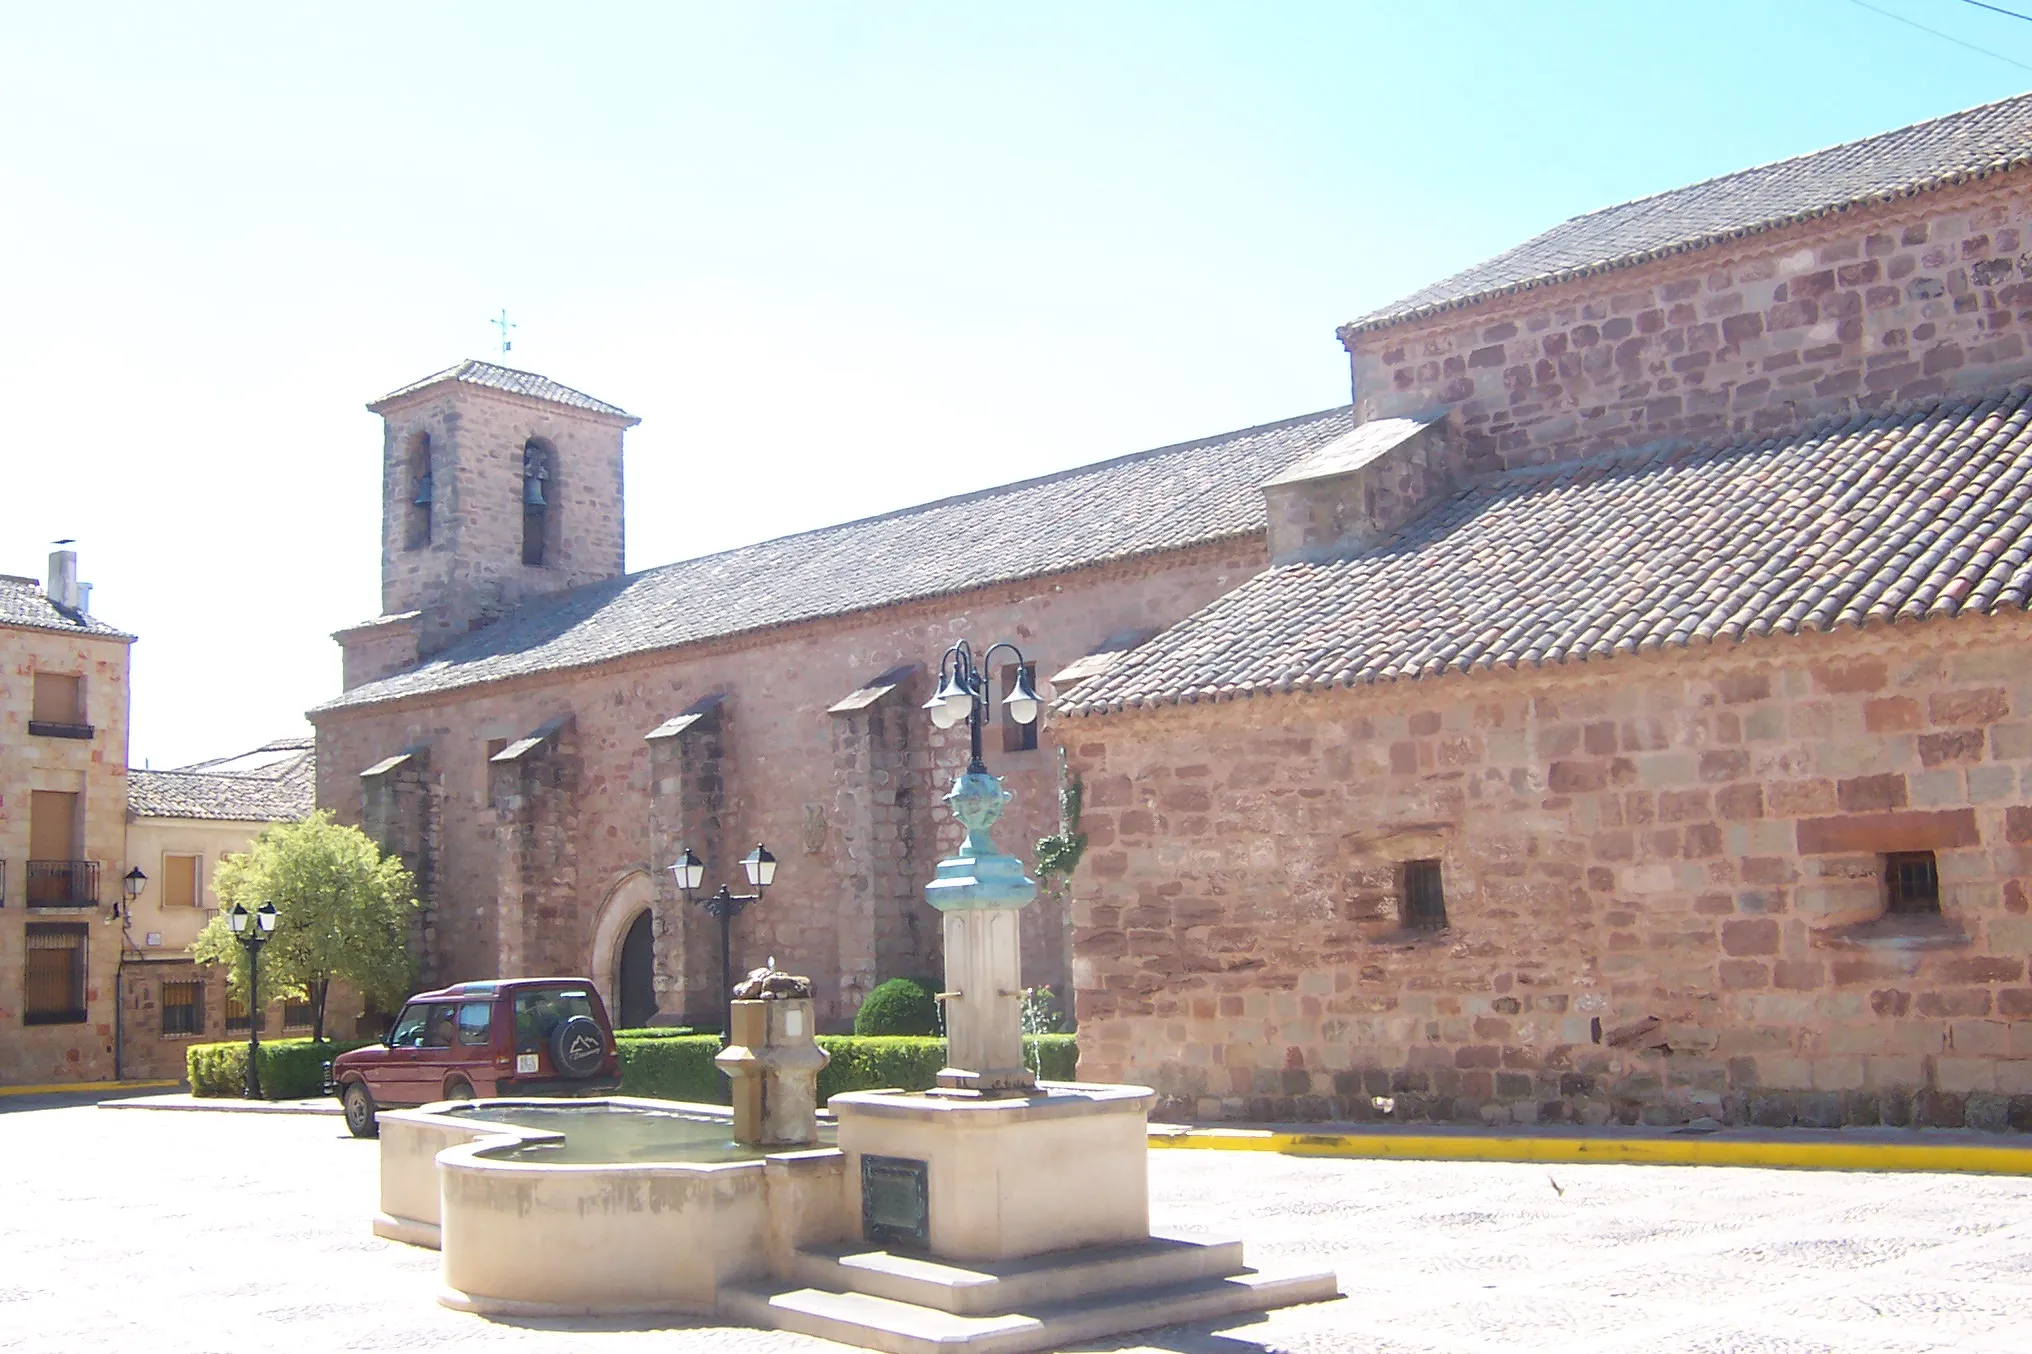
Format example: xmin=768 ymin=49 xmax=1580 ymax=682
xmin=3 ymin=1094 xmax=2031 ymax=1353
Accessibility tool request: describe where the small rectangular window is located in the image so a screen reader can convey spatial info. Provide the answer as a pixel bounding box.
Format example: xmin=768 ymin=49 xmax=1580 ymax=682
xmin=162 ymin=854 xmax=200 ymax=908
xmin=161 ymin=980 xmax=204 ymax=1036
xmin=1885 ymin=852 xmax=1940 ymax=915
xmin=24 ymin=924 xmax=88 ymax=1024
xmin=282 ymin=1000 xmax=312 ymax=1031
xmin=1000 ymin=663 xmax=1039 ymax=753
xmin=1401 ymin=859 xmax=1448 ymax=930
xmin=31 ymin=672 xmax=81 ymax=724
xmin=224 ymin=995 xmax=264 ymax=1034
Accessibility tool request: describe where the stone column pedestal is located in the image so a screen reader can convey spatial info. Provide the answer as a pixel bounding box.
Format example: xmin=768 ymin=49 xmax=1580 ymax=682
xmin=925 ymin=770 xmax=1038 ymax=1096
xmin=716 ymin=995 xmax=828 ymax=1149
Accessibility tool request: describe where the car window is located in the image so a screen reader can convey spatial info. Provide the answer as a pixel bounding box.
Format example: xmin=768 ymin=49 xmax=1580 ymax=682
xmin=388 ymin=1004 xmax=429 ymax=1048
xmin=422 ymin=1003 xmax=459 ymax=1049
xmin=456 ymin=1001 xmax=494 ymax=1046
xmin=514 ymin=988 xmax=598 ymax=1054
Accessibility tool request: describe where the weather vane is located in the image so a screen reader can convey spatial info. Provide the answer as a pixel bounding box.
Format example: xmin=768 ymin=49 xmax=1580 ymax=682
xmin=490 ymin=309 xmax=516 ymax=354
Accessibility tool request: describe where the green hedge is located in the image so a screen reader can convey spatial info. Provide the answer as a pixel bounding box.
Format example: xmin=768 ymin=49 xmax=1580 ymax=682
xmin=611 ymin=1026 xmax=701 ymax=1039
xmin=614 ymin=1032 xmax=1079 ymax=1105
xmin=187 ymin=1038 xmax=373 ymax=1100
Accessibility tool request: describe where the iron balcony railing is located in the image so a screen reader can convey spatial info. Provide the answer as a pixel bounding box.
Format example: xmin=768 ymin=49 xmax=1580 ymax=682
xmin=26 ymin=720 xmax=93 ymax=740
xmin=26 ymin=860 xmax=100 ymax=908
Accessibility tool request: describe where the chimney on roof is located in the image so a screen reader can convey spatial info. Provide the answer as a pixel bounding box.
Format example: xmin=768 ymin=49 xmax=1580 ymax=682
xmin=1261 ymin=415 xmax=1462 ymax=565
xmin=46 ymin=545 xmax=79 ymax=612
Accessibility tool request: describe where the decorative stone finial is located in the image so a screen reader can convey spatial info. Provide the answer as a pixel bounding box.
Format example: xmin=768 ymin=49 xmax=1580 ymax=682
xmin=732 ymin=963 xmax=814 ymax=1000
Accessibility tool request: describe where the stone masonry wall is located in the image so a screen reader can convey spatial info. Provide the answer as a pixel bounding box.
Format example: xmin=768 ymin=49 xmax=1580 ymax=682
xmin=1349 ymin=170 xmax=2032 ymax=468
xmin=314 ymin=539 xmax=1264 ymax=1029
xmin=1068 ymin=612 xmax=2032 ymax=1131
xmin=0 ymin=624 xmax=131 ymax=1085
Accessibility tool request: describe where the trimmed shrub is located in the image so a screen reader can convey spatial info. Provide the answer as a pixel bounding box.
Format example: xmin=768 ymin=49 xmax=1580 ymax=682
xmin=611 ymin=1026 xmax=700 ymax=1040
xmin=615 ymin=1033 xmax=727 ymax=1103
xmin=612 ymin=1032 xmax=1079 ymax=1106
xmin=853 ymin=977 xmax=939 ymax=1036
xmin=187 ymin=1037 xmax=372 ymax=1100
xmin=817 ymin=1036 xmax=948 ymax=1101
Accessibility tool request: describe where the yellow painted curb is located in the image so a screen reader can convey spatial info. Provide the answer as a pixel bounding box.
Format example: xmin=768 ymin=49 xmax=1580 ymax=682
xmin=1147 ymin=1127 xmax=2032 ymax=1176
xmin=0 ymin=1079 xmax=178 ymax=1098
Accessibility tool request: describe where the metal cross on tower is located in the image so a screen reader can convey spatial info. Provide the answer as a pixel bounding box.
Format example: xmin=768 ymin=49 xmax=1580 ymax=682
xmin=490 ymin=309 xmax=516 ymax=354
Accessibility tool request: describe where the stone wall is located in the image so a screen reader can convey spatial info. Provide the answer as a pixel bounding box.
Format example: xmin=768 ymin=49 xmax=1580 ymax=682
xmin=0 ymin=623 xmax=132 ymax=1085
xmin=313 ymin=539 xmax=1264 ymax=1028
xmin=1067 ymin=612 xmax=2032 ymax=1131
xmin=1347 ymin=170 xmax=2032 ymax=467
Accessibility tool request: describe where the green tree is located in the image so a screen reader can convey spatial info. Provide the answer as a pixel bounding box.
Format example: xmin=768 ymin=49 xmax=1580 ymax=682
xmin=191 ymin=811 xmax=418 ymax=1041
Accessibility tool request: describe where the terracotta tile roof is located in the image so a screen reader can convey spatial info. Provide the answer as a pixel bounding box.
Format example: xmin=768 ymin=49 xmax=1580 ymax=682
xmin=1342 ymin=92 xmax=2032 ymax=339
xmin=312 ymin=406 xmax=1357 ymax=714
xmin=128 ymin=738 xmax=315 ymax=822
xmin=1063 ymin=386 xmax=2032 ymax=714
xmin=367 ymin=359 xmax=635 ymax=421
xmin=0 ymin=575 xmax=131 ymax=640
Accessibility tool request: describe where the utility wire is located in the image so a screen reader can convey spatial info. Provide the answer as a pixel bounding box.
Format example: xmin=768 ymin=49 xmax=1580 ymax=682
xmin=1959 ymin=0 xmax=2032 ymax=26
xmin=1843 ymin=0 xmax=2032 ymax=71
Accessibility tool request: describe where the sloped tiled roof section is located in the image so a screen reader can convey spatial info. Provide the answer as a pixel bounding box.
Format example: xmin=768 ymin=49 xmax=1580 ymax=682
xmin=1063 ymin=387 xmax=2032 ymax=714
xmin=0 ymin=575 xmax=132 ymax=639
xmin=313 ymin=406 xmax=1358 ymax=713
xmin=129 ymin=737 xmax=315 ymax=822
xmin=1344 ymin=92 xmax=2032 ymax=339
xmin=368 ymin=359 xmax=636 ymax=421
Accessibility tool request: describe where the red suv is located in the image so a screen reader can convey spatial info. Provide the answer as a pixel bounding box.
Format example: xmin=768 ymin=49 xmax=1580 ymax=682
xmin=328 ymin=978 xmax=620 ymax=1138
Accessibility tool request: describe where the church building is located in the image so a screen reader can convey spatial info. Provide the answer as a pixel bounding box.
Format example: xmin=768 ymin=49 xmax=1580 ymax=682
xmin=309 ymin=364 xmax=1352 ymax=1029
xmin=316 ymin=92 xmax=2032 ymax=1131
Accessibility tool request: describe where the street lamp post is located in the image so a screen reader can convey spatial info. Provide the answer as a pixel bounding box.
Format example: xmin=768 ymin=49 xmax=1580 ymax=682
xmin=919 ymin=639 xmax=1044 ymax=1096
xmin=119 ymin=867 xmax=146 ymax=922
xmin=668 ymin=845 xmax=777 ymax=1041
xmin=228 ymin=902 xmax=279 ymax=1099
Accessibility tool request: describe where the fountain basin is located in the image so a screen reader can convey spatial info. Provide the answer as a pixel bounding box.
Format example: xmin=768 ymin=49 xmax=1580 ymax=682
xmin=374 ymin=1096 xmax=847 ymax=1317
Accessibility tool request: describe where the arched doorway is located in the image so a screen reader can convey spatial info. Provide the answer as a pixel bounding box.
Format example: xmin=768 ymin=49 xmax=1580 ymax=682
xmin=617 ymin=911 xmax=656 ymax=1030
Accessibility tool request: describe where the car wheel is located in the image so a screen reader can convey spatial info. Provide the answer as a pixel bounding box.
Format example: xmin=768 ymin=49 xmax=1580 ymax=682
xmin=444 ymin=1078 xmax=475 ymax=1101
xmin=551 ymin=1015 xmax=607 ymax=1078
xmin=342 ymin=1082 xmax=379 ymax=1139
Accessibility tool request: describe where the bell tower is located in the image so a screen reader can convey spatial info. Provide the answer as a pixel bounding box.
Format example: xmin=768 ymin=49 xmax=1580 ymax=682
xmin=361 ymin=360 xmax=638 ymax=663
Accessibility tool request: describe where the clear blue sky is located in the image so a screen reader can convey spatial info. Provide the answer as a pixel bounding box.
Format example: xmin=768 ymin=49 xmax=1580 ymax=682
xmin=3 ymin=1 xmax=2028 ymax=766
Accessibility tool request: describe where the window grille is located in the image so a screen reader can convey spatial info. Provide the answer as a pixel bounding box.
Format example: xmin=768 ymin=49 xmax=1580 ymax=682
xmin=1401 ymin=858 xmax=1447 ymax=930
xmin=283 ymin=1000 xmax=312 ymax=1031
xmin=161 ymin=980 xmax=204 ymax=1036
xmin=1885 ymin=852 xmax=1941 ymax=915
xmin=24 ymin=924 xmax=87 ymax=1024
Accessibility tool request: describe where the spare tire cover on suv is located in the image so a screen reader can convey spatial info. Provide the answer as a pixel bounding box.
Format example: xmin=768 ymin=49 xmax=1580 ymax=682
xmin=551 ymin=1014 xmax=606 ymax=1078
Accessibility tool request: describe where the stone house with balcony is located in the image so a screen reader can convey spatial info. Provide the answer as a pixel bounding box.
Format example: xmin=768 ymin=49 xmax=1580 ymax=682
xmin=1059 ymin=92 xmax=2032 ymax=1131
xmin=122 ymin=736 xmax=328 ymax=1079
xmin=0 ymin=552 xmax=134 ymax=1086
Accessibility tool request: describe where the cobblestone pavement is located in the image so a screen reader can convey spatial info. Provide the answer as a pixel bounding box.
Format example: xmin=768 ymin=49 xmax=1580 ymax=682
xmin=4 ymin=1100 xmax=2031 ymax=1353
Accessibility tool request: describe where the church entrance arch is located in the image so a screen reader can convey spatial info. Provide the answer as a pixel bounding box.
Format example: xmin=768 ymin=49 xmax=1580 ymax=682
xmin=589 ymin=869 xmax=655 ymax=1025
xmin=617 ymin=911 xmax=656 ymax=1029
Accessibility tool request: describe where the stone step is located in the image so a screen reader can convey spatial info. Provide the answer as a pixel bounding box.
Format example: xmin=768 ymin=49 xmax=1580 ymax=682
xmin=789 ymin=1232 xmax=1248 ymax=1315
xmin=721 ymin=1267 xmax=1341 ymax=1354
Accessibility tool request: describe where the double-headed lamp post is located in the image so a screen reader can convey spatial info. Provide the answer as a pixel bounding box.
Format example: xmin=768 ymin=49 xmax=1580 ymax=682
xmin=228 ymin=902 xmax=279 ymax=1099
xmin=923 ymin=639 xmax=1042 ymax=770
xmin=669 ymin=845 xmax=777 ymax=1041
xmin=919 ymin=639 xmax=1044 ymax=1095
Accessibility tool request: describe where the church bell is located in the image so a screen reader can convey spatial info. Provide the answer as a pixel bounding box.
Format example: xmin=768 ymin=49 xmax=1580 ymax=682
xmin=523 ymin=475 xmax=547 ymax=508
xmin=412 ymin=474 xmax=433 ymax=507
